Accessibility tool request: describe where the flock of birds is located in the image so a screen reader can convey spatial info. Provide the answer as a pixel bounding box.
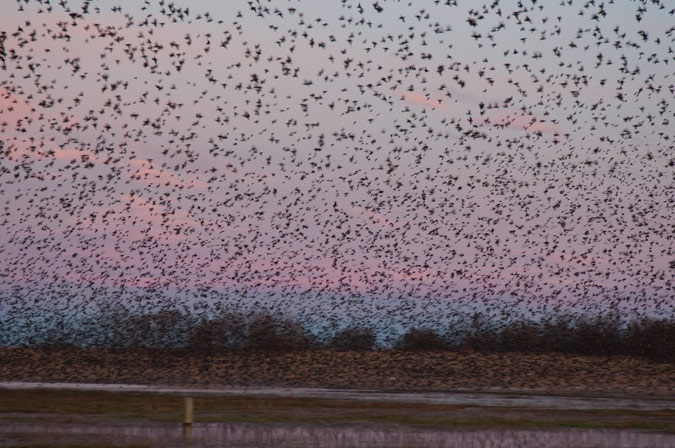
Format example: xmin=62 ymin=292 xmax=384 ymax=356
xmin=0 ymin=0 xmax=673 ymax=342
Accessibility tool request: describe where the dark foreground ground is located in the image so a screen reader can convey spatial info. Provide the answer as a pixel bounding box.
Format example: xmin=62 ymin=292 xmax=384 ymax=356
xmin=2 ymin=349 xmax=675 ymax=447
xmin=1 ymin=387 xmax=674 ymax=432
xmin=1 ymin=348 xmax=674 ymax=396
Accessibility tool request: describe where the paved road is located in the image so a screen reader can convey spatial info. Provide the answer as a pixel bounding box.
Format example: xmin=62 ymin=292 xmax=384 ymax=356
xmin=2 ymin=421 xmax=675 ymax=448
xmin=1 ymin=381 xmax=674 ymax=410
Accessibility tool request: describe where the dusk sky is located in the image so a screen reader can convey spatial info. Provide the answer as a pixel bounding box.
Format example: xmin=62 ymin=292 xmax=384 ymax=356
xmin=1 ymin=0 xmax=673 ymax=332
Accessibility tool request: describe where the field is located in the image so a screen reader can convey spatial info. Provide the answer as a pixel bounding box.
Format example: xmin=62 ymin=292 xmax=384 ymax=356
xmin=2 ymin=348 xmax=675 ymax=446
xmin=1 ymin=387 xmax=675 ymax=432
xmin=1 ymin=347 xmax=674 ymax=396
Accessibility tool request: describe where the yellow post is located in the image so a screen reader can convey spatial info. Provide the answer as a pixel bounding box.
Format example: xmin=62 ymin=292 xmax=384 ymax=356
xmin=183 ymin=397 xmax=194 ymax=426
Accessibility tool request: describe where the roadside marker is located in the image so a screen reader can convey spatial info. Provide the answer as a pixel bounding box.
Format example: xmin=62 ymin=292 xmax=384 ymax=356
xmin=183 ymin=397 xmax=194 ymax=425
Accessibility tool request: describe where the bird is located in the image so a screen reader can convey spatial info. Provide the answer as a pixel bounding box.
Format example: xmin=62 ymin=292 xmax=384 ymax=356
xmin=0 ymin=0 xmax=672 ymax=370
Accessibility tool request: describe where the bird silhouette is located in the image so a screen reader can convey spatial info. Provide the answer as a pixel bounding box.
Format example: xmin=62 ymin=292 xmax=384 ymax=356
xmin=0 ymin=0 xmax=672 ymax=364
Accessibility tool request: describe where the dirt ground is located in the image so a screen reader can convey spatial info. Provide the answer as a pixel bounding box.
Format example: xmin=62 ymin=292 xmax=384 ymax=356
xmin=1 ymin=387 xmax=674 ymax=432
xmin=1 ymin=348 xmax=674 ymax=397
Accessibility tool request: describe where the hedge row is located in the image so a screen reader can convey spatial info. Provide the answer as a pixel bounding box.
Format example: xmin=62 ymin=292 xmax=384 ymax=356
xmin=4 ymin=309 xmax=674 ymax=362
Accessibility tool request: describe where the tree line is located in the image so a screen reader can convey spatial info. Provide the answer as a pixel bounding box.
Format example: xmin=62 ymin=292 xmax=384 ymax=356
xmin=2 ymin=306 xmax=673 ymax=362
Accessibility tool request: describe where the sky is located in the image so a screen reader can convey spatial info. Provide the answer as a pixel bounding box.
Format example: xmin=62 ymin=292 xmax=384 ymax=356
xmin=0 ymin=0 xmax=673 ymax=333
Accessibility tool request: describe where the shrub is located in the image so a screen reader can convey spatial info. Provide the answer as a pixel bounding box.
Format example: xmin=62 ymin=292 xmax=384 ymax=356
xmin=188 ymin=311 xmax=246 ymax=353
xmin=626 ymin=318 xmax=675 ymax=363
xmin=397 ymin=328 xmax=447 ymax=351
xmin=496 ymin=321 xmax=542 ymax=353
xmin=246 ymin=312 xmax=316 ymax=352
xmin=329 ymin=326 xmax=377 ymax=351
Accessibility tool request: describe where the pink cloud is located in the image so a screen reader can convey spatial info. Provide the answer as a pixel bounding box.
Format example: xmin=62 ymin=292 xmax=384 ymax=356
xmin=6 ymin=142 xmax=108 ymax=166
xmin=0 ymin=86 xmax=36 ymax=120
xmin=475 ymin=109 xmax=559 ymax=133
xmin=127 ymin=159 xmax=206 ymax=189
xmin=51 ymin=147 xmax=100 ymax=162
xmin=399 ymin=90 xmax=448 ymax=110
xmin=341 ymin=201 xmax=408 ymax=229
